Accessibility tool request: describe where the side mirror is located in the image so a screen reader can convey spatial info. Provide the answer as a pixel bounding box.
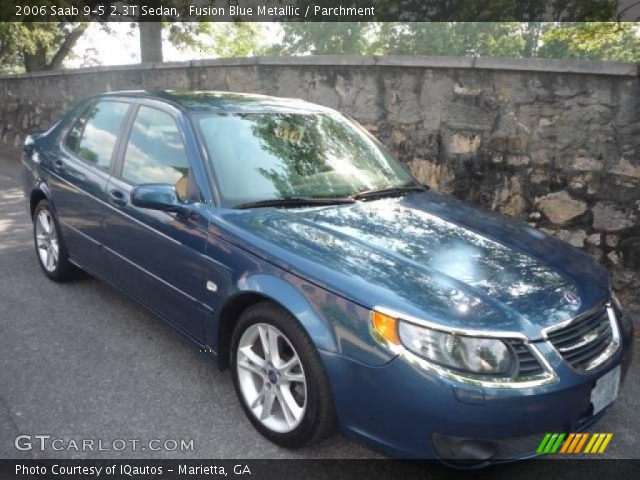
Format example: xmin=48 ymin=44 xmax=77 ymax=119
xmin=131 ymin=184 xmax=187 ymax=215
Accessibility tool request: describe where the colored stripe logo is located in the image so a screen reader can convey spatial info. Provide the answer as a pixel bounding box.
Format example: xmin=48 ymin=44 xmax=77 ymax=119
xmin=537 ymin=433 xmax=613 ymax=454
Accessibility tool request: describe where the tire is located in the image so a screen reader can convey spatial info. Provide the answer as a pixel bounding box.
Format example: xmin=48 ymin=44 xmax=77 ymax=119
xmin=231 ymin=301 xmax=336 ymax=448
xmin=33 ymin=199 xmax=78 ymax=282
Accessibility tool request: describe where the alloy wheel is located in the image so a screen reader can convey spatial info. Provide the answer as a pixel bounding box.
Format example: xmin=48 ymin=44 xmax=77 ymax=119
xmin=236 ymin=323 xmax=307 ymax=433
xmin=35 ymin=209 xmax=59 ymax=272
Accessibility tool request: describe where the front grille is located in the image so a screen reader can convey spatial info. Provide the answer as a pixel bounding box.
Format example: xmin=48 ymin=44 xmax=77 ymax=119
xmin=507 ymin=340 xmax=545 ymax=377
xmin=546 ymin=307 xmax=613 ymax=371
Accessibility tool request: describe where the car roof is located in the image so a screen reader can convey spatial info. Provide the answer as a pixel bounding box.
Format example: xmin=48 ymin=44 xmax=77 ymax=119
xmin=99 ymin=90 xmax=333 ymax=114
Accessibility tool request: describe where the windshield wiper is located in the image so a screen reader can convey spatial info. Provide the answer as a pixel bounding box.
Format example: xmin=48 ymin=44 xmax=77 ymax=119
xmin=233 ymin=196 xmax=356 ymax=210
xmin=350 ymin=184 xmax=427 ymax=201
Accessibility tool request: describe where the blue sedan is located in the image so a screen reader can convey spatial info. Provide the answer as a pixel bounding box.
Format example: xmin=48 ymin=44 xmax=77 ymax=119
xmin=21 ymin=91 xmax=633 ymax=465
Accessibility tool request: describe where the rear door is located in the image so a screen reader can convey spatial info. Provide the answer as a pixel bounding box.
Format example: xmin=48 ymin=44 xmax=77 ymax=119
xmin=101 ymin=101 xmax=212 ymax=341
xmin=48 ymin=99 xmax=132 ymax=278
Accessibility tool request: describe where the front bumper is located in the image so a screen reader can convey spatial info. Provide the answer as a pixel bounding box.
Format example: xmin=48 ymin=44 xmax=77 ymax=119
xmin=320 ymin=321 xmax=633 ymax=462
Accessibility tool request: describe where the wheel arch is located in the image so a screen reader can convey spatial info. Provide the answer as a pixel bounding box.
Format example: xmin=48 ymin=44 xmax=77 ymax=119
xmin=216 ymin=291 xmax=269 ymax=370
xmin=29 ymin=181 xmax=53 ymax=219
xmin=215 ymin=274 xmax=339 ymax=370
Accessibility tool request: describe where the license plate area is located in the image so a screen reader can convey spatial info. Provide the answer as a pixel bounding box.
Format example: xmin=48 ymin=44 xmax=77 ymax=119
xmin=590 ymin=366 xmax=620 ymax=416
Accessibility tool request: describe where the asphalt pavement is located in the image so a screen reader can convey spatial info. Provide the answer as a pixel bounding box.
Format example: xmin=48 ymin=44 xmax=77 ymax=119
xmin=0 ymin=145 xmax=638 ymax=460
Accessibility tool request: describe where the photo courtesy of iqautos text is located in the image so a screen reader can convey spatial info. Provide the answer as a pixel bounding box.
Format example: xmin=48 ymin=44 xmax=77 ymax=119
xmin=1 ymin=1 xmax=639 ymax=479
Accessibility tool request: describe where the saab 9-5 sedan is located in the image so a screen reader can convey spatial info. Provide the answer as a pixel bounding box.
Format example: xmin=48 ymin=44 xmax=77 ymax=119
xmin=22 ymin=91 xmax=633 ymax=465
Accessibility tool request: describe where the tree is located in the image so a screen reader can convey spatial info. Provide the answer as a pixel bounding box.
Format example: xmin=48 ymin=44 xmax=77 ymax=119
xmin=266 ymin=19 xmax=639 ymax=62
xmin=370 ymin=0 xmax=620 ymax=22
xmin=136 ymin=1 xmax=263 ymax=63
xmin=204 ymin=22 xmax=264 ymax=58
xmin=139 ymin=22 xmax=163 ymax=63
xmin=126 ymin=0 xmax=266 ymax=61
xmin=267 ymin=23 xmax=375 ymax=55
xmin=372 ymin=23 xmax=526 ymax=57
xmin=0 ymin=22 xmax=88 ymax=73
xmin=538 ymin=22 xmax=640 ymax=61
xmin=0 ymin=23 xmax=21 ymax=72
xmin=167 ymin=22 xmax=264 ymax=59
xmin=266 ymin=0 xmax=625 ymax=59
xmin=23 ymin=22 xmax=88 ymax=71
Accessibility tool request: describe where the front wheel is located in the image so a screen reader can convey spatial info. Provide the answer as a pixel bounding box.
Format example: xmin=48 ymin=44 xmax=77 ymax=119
xmin=231 ymin=302 xmax=336 ymax=448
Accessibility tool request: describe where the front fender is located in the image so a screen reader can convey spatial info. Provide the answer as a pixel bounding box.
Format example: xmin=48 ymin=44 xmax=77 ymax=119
xmin=237 ymin=273 xmax=339 ymax=353
xmin=234 ymin=270 xmax=396 ymax=367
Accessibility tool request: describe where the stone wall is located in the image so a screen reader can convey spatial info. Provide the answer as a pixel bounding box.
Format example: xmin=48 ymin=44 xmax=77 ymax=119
xmin=1 ymin=56 xmax=639 ymax=311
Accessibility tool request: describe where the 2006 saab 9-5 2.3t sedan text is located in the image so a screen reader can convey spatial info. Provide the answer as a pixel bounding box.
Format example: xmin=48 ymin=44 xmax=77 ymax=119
xmin=22 ymin=91 xmax=633 ymax=465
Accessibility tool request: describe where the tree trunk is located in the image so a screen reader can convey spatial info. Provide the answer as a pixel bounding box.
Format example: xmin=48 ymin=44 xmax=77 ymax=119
xmin=139 ymin=22 xmax=163 ymax=63
xmin=23 ymin=23 xmax=88 ymax=72
xmin=23 ymin=48 xmax=48 ymax=72
xmin=522 ymin=22 xmax=542 ymax=58
xmin=48 ymin=24 xmax=89 ymax=70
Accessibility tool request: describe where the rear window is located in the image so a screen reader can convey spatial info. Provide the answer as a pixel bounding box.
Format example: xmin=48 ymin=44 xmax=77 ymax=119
xmin=66 ymin=101 xmax=130 ymax=170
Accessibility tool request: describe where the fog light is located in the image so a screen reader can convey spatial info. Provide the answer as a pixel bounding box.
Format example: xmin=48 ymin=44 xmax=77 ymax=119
xmin=432 ymin=433 xmax=496 ymax=465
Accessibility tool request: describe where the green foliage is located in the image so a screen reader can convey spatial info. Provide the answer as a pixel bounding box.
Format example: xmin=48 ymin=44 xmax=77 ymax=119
xmin=0 ymin=22 xmax=88 ymax=73
xmin=209 ymin=23 xmax=264 ymax=57
xmin=366 ymin=0 xmax=620 ymax=22
xmin=371 ymin=23 xmax=526 ymax=57
xmin=168 ymin=22 xmax=265 ymax=58
xmin=538 ymin=23 xmax=640 ymax=61
xmin=3 ymin=18 xmax=638 ymax=74
xmin=166 ymin=22 xmax=212 ymax=53
xmin=0 ymin=23 xmax=24 ymax=72
xmin=161 ymin=1 xmax=633 ymax=63
xmin=266 ymin=23 xmax=376 ymax=55
xmin=266 ymin=21 xmax=640 ymax=62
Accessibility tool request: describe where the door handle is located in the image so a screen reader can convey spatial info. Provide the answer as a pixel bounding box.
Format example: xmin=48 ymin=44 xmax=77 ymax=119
xmin=108 ymin=189 xmax=127 ymax=207
xmin=52 ymin=158 xmax=64 ymax=170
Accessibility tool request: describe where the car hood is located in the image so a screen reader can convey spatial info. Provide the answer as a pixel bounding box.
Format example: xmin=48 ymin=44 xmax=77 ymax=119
xmin=215 ymin=191 xmax=609 ymax=340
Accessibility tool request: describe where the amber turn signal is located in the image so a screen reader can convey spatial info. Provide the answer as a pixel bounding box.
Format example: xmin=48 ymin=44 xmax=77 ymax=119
xmin=371 ymin=311 xmax=400 ymax=345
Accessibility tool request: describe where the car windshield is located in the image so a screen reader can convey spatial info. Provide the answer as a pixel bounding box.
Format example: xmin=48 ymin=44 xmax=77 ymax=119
xmin=195 ymin=111 xmax=416 ymax=207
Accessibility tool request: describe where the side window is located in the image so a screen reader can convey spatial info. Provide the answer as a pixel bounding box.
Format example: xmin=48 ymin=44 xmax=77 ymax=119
xmin=121 ymin=106 xmax=192 ymax=201
xmin=65 ymin=101 xmax=129 ymax=170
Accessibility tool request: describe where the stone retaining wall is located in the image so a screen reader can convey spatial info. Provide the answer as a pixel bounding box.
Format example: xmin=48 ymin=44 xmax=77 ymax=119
xmin=1 ymin=56 xmax=638 ymax=310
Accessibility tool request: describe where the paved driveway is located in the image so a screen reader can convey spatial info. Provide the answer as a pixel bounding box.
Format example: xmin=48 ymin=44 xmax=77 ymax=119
xmin=0 ymin=146 xmax=637 ymax=460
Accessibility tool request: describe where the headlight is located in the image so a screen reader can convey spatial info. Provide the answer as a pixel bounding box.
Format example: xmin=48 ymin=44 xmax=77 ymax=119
xmin=371 ymin=309 xmax=557 ymax=388
xmin=371 ymin=310 xmax=513 ymax=375
xmin=398 ymin=321 xmax=512 ymax=374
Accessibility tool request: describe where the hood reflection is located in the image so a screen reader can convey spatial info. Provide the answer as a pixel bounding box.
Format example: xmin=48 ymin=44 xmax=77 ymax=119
xmin=221 ymin=191 xmax=609 ymax=336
